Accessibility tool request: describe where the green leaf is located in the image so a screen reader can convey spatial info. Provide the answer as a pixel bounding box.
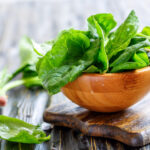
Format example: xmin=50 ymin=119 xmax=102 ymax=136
xmin=131 ymin=53 xmax=147 ymax=65
xmin=87 ymin=13 xmax=116 ymax=73
xmin=141 ymin=26 xmax=150 ymax=36
xmin=106 ymin=10 xmax=139 ymax=59
xmin=0 ymin=69 xmax=12 ymax=97
xmin=129 ymin=36 xmax=146 ymax=45
xmin=110 ymin=62 xmax=146 ymax=73
xmin=19 ymin=36 xmax=38 ymax=66
xmin=110 ymin=40 xmax=150 ymax=67
xmin=0 ymin=115 xmax=50 ymax=144
xmin=19 ymin=36 xmax=43 ymax=88
xmin=83 ymin=65 xmax=100 ymax=73
xmin=37 ymin=38 xmax=99 ymax=95
xmin=136 ymin=51 xmax=149 ymax=65
xmin=87 ymin=13 xmax=117 ymax=38
xmin=0 ymin=69 xmax=11 ymax=89
xmin=32 ymin=40 xmax=54 ymax=56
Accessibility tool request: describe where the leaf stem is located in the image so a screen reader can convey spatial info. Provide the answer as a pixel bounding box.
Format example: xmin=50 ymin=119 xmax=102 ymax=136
xmin=2 ymin=77 xmax=42 ymax=94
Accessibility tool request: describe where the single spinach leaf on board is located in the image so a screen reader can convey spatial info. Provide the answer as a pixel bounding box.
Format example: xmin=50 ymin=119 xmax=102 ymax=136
xmin=87 ymin=14 xmax=116 ymax=73
xmin=106 ymin=10 xmax=139 ymax=59
xmin=83 ymin=65 xmax=100 ymax=73
xmin=0 ymin=115 xmax=50 ymax=143
xmin=110 ymin=40 xmax=150 ymax=67
xmin=37 ymin=38 xmax=100 ymax=95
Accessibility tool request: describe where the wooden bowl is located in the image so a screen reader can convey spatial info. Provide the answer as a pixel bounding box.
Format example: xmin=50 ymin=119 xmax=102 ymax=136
xmin=61 ymin=67 xmax=150 ymax=112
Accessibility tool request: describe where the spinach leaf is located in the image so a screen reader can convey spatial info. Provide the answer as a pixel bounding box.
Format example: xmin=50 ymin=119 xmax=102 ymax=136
xmin=136 ymin=51 xmax=149 ymax=65
xmin=32 ymin=40 xmax=54 ymax=56
xmin=87 ymin=13 xmax=117 ymax=38
xmin=19 ymin=36 xmax=39 ymax=79
xmin=106 ymin=10 xmax=139 ymax=59
xmin=0 ymin=115 xmax=50 ymax=143
xmin=37 ymin=38 xmax=99 ymax=95
xmin=110 ymin=40 xmax=150 ymax=67
xmin=87 ymin=13 xmax=116 ymax=73
xmin=147 ymin=51 xmax=150 ymax=65
xmin=0 ymin=69 xmax=11 ymax=90
xmin=83 ymin=65 xmax=100 ymax=73
xmin=19 ymin=36 xmax=38 ymax=66
xmin=141 ymin=26 xmax=150 ymax=36
xmin=19 ymin=36 xmax=43 ymax=87
xmin=0 ymin=69 xmax=11 ymax=98
xmin=110 ymin=62 xmax=147 ymax=73
xmin=129 ymin=36 xmax=146 ymax=45
xmin=131 ymin=53 xmax=147 ymax=65
xmin=0 ymin=37 xmax=43 ymax=100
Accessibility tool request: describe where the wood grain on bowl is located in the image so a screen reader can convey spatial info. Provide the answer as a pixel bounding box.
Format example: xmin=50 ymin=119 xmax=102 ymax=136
xmin=61 ymin=67 xmax=150 ymax=112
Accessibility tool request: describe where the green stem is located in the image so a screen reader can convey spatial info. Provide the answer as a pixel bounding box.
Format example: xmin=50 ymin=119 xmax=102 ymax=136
xmin=2 ymin=77 xmax=42 ymax=94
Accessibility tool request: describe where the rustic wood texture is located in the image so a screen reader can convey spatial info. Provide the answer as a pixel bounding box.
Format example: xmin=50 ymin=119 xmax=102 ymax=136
xmin=62 ymin=67 xmax=150 ymax=112
xmin=44 ymin=92 xmax=150 ymax=147
xmin=1 ymin=0 xmax=150 ymax=149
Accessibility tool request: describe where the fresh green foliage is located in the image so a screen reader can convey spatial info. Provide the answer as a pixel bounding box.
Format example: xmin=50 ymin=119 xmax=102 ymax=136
xmin=87 ymin=13 xmax=116 ymax=73
xmin=19 ymin=36 xmax=39 ymax=81
xmin=87 ymin=13 xmax=117 ymax=38
xmin=106 ymin=10 xmax=139 ymax=59
xmin=0 ymin=36 xmax=42 ymax=99
xmin=136 ymin=51 xmax=149 ymax=65
xmin=0 ymin=115 xmax=50 ymax=143
xmin=110 ymin=40 xmax=150 ymax=68
xmin=129 ymin=36 xmax=146 ymax=45
xmin=1 ymin=10 xmax=150 ymax=144
xmin=132 ymin=53 xmax=147 ymax=65
xmin=84 ymin=65 xmax=100 ymax=73
xmin=110 ymin=62 xmax=146 ymax=73
xmin=37 ymin=36 xmax=99 ymax=94
xmin=141 ymin=26 xmax=150 ymax=36
xmin=19 ymin=36 xmax=38 ymax=65
xmin=0 ymin=69 xmax=12 ymax=96
xmin=32 ymin=10 xmax=150 ymax=95
xmin=2 ymin=10 xmax=150 ymax=97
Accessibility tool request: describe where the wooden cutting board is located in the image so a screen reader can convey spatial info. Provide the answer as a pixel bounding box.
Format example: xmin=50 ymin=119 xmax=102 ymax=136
xmin=44 ymin=93 xmax=150 ymax=147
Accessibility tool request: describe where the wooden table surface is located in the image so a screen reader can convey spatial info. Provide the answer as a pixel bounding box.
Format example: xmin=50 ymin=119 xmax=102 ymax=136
xmin=1 ymin=0 xmax=150 ymax=149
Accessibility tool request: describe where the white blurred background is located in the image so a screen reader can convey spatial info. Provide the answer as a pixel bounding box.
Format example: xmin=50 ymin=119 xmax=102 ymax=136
xmin=0 ymin=0 xmax=150 ymax=71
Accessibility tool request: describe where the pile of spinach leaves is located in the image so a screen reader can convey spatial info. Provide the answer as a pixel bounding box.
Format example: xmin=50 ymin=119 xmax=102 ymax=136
xmin=3 ymin=10 xmax=150 ymax=96
xmin=34 ymin=10 xmax=150 ymax=95
xmin=1 ymin=10 xmax=150 ymax=144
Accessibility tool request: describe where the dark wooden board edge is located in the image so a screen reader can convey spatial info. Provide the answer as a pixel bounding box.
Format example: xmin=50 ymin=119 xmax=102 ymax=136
xmin=43 ymin=110 xmax=144 ymax=147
